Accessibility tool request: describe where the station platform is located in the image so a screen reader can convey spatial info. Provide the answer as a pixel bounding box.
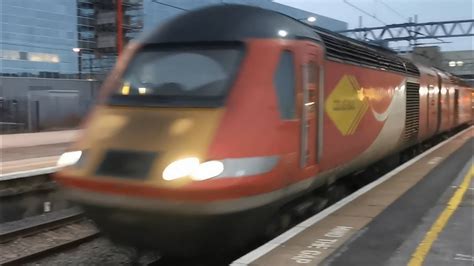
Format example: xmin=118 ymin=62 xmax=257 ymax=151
xmin=232 ymin=127 xmax=473 ymax=266
xmin=0 ymin=130 xmax=80 ymax=176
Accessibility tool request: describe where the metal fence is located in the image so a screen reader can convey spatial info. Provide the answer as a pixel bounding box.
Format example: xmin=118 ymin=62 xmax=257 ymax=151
xmin=0 ymin=98 xmax=28 ymax=134
xmin=1 ymin=77 xmax=101 ymax=134
xmin=0 ymin=97 xmax=92 ymax=134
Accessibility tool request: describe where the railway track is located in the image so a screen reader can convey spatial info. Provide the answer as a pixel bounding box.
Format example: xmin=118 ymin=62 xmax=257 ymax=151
xmin=0 ymin=208 xmax=84 ymax=243
xmin=0 ymin=211 xmax=100 ymax=265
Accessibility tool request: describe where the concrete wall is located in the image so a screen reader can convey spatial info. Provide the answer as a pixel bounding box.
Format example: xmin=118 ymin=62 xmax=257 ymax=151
xmin=0 ymin=77 xmax=101 ymax=132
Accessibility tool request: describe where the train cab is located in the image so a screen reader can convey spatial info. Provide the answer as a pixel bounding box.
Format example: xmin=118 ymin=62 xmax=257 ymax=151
xmin=55 ymin=5 xmax=327 ymax=256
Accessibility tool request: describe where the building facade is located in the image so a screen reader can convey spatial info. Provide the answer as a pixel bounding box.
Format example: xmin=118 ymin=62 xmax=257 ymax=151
xmin=1 ymin=0 xmax=80 ymax=78
xmin=441 ymin=50 xmax=473 ymax=84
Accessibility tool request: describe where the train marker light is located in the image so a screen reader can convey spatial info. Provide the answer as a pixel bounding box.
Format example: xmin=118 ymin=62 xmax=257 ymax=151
xmin=191 ymin=160 xmax=224 ymax=181
xmin=121 ymin=83 xmax=130 ymax=95
xmin=278 ymin=30 xmax=288 ymax=37
xmin=138 ymin=87 xmax=147 ymax=95
xmin=57 ymin=151 xmax=82 ymax=167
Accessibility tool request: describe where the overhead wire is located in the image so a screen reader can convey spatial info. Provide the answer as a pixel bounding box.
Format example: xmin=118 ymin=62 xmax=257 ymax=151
xmin=343 ymin=0 xmax=387 ymax=26
xmin=344 ymin=0 xmax=447 ymax=47
xmin=376 ymin=0 xmax=407 ymax=21
xmin=150 ymin=0 xmax=188 ymax=11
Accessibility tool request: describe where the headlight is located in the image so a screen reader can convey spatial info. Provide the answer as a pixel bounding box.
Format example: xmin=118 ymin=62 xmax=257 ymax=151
xmin=162 ymin=157 xmax=200 ymax=181
xmin=191 ymin=160 xmax=224 ymax=181
xmin=57 ymin=151 xmax=82 ymax=167
xmin=162 ymin=158 xmax=224 ymax=181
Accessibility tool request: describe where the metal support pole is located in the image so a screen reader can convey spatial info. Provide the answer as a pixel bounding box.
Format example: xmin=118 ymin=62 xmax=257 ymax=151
xmin=78 ymin=50 xmax=82 ymax=79
xmin=89 ymin=54 xmax=93 ymax=79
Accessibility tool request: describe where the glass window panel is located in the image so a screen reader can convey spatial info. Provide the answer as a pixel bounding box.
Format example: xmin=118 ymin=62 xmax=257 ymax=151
xmin=0 ymin=50 xmax=20 ymax=60
xmin=274 ymin=51 xmax=296 ymax=119
xmin=109 ymin=45 xmax=244 ymax=107
xmin=28 ymin=52 xmax=60 ymax=63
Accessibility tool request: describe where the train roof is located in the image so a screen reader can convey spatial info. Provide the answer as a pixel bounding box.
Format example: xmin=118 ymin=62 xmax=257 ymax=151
xmin=140 ymin=4 xmax=425 ymax=77
xmin=141 ymin=4 xmax=321 ymax=44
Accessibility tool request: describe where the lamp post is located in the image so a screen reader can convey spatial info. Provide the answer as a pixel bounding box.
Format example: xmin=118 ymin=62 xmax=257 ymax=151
xmin=73 ymin=47 xmax=82 ymax=79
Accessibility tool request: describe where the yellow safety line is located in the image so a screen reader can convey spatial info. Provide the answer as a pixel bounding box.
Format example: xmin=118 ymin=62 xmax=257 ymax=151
xmin=407 ymin=164 xmax=474 ymax=266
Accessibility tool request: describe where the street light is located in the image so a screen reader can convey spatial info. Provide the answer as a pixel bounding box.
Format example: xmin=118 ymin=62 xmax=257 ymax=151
xmin=72 ymin=48 xmax=82 ymax=79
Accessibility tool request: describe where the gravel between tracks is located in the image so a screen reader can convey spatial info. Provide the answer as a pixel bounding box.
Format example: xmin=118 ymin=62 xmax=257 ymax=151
xmin=24 ymin=237 xmax=139 ymax=266
xmin=0 ymin=220 xmax=99 ymax=265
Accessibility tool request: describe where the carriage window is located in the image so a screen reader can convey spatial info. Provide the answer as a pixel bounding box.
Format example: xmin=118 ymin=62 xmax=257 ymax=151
xmin=274 ymin=51 xmax=296 ymax=119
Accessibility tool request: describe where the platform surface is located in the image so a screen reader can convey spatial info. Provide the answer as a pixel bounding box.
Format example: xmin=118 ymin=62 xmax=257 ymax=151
xmin=0 ymin=130 xmax=80 ymax=175
xmin=232 ymin=127 xmax=473 ymax=266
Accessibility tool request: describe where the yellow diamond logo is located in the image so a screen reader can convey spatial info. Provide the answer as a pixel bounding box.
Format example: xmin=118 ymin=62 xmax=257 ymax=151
xmin=325 ymin=75 xmax=369 ymax=136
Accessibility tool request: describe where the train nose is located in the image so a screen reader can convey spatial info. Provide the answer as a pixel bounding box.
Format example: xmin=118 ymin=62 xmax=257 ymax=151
xmin=66 ymin=107 xmax=225 ymax=181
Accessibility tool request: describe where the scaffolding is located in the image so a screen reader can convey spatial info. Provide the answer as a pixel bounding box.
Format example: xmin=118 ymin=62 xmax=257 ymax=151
xmin=76 ymin=0 xmax=143 ymax=77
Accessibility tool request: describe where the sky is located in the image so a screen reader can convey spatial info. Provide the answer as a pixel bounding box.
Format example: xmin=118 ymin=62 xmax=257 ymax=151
xmin=275 ymin=0 xmax=474 ymax=51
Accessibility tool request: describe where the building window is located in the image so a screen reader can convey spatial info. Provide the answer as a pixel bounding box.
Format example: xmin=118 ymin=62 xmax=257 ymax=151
xmin=28 ymin=52 xmax=60 ymax=63
xmin=1 ymin=50 xmax=60 ymax=63
xmin=0 ymin=50 xmax=20 ymax=60
xmin=273 ymin=51 xmax=296 ymax=119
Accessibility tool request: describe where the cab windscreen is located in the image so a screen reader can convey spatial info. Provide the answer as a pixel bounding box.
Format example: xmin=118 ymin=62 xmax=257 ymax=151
xmin=108 ymin=44 xmax=243 ymax=107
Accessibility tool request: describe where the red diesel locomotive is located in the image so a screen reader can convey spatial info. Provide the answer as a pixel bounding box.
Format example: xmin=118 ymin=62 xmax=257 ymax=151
xmin=55 ymin=5 xmax=473 ymax=257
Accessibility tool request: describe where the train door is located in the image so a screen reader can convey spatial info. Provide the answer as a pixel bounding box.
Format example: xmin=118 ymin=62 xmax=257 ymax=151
xmin=299 ymin=44 xmax=322 ymax=169
xmin=427 ymin=84 xmax=438 ymax=136
xmin=454 ymin=89 xmax=459 ymax=126
xmin=436 ymin=74 xmax=442 ymax=133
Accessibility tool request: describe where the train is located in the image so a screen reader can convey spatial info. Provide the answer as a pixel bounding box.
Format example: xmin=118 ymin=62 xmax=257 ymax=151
xmin=54 ymin=5 xmax=473 ymax=257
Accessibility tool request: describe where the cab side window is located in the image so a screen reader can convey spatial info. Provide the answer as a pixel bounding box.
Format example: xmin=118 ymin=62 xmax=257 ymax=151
xmin=306 ymin=61 xmax=318 ymax=113
xmin=273 ymin=51 xmax=296 ymax=119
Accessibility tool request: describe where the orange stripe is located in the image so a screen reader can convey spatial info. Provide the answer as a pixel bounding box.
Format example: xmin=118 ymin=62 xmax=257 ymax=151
xmin=347 ymin=101 xmax=368 ymax=135
xmin=346 ymin=102 xmax=365 ymax=135
xmin=352 ymin=101 xmax=369 ymax=134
